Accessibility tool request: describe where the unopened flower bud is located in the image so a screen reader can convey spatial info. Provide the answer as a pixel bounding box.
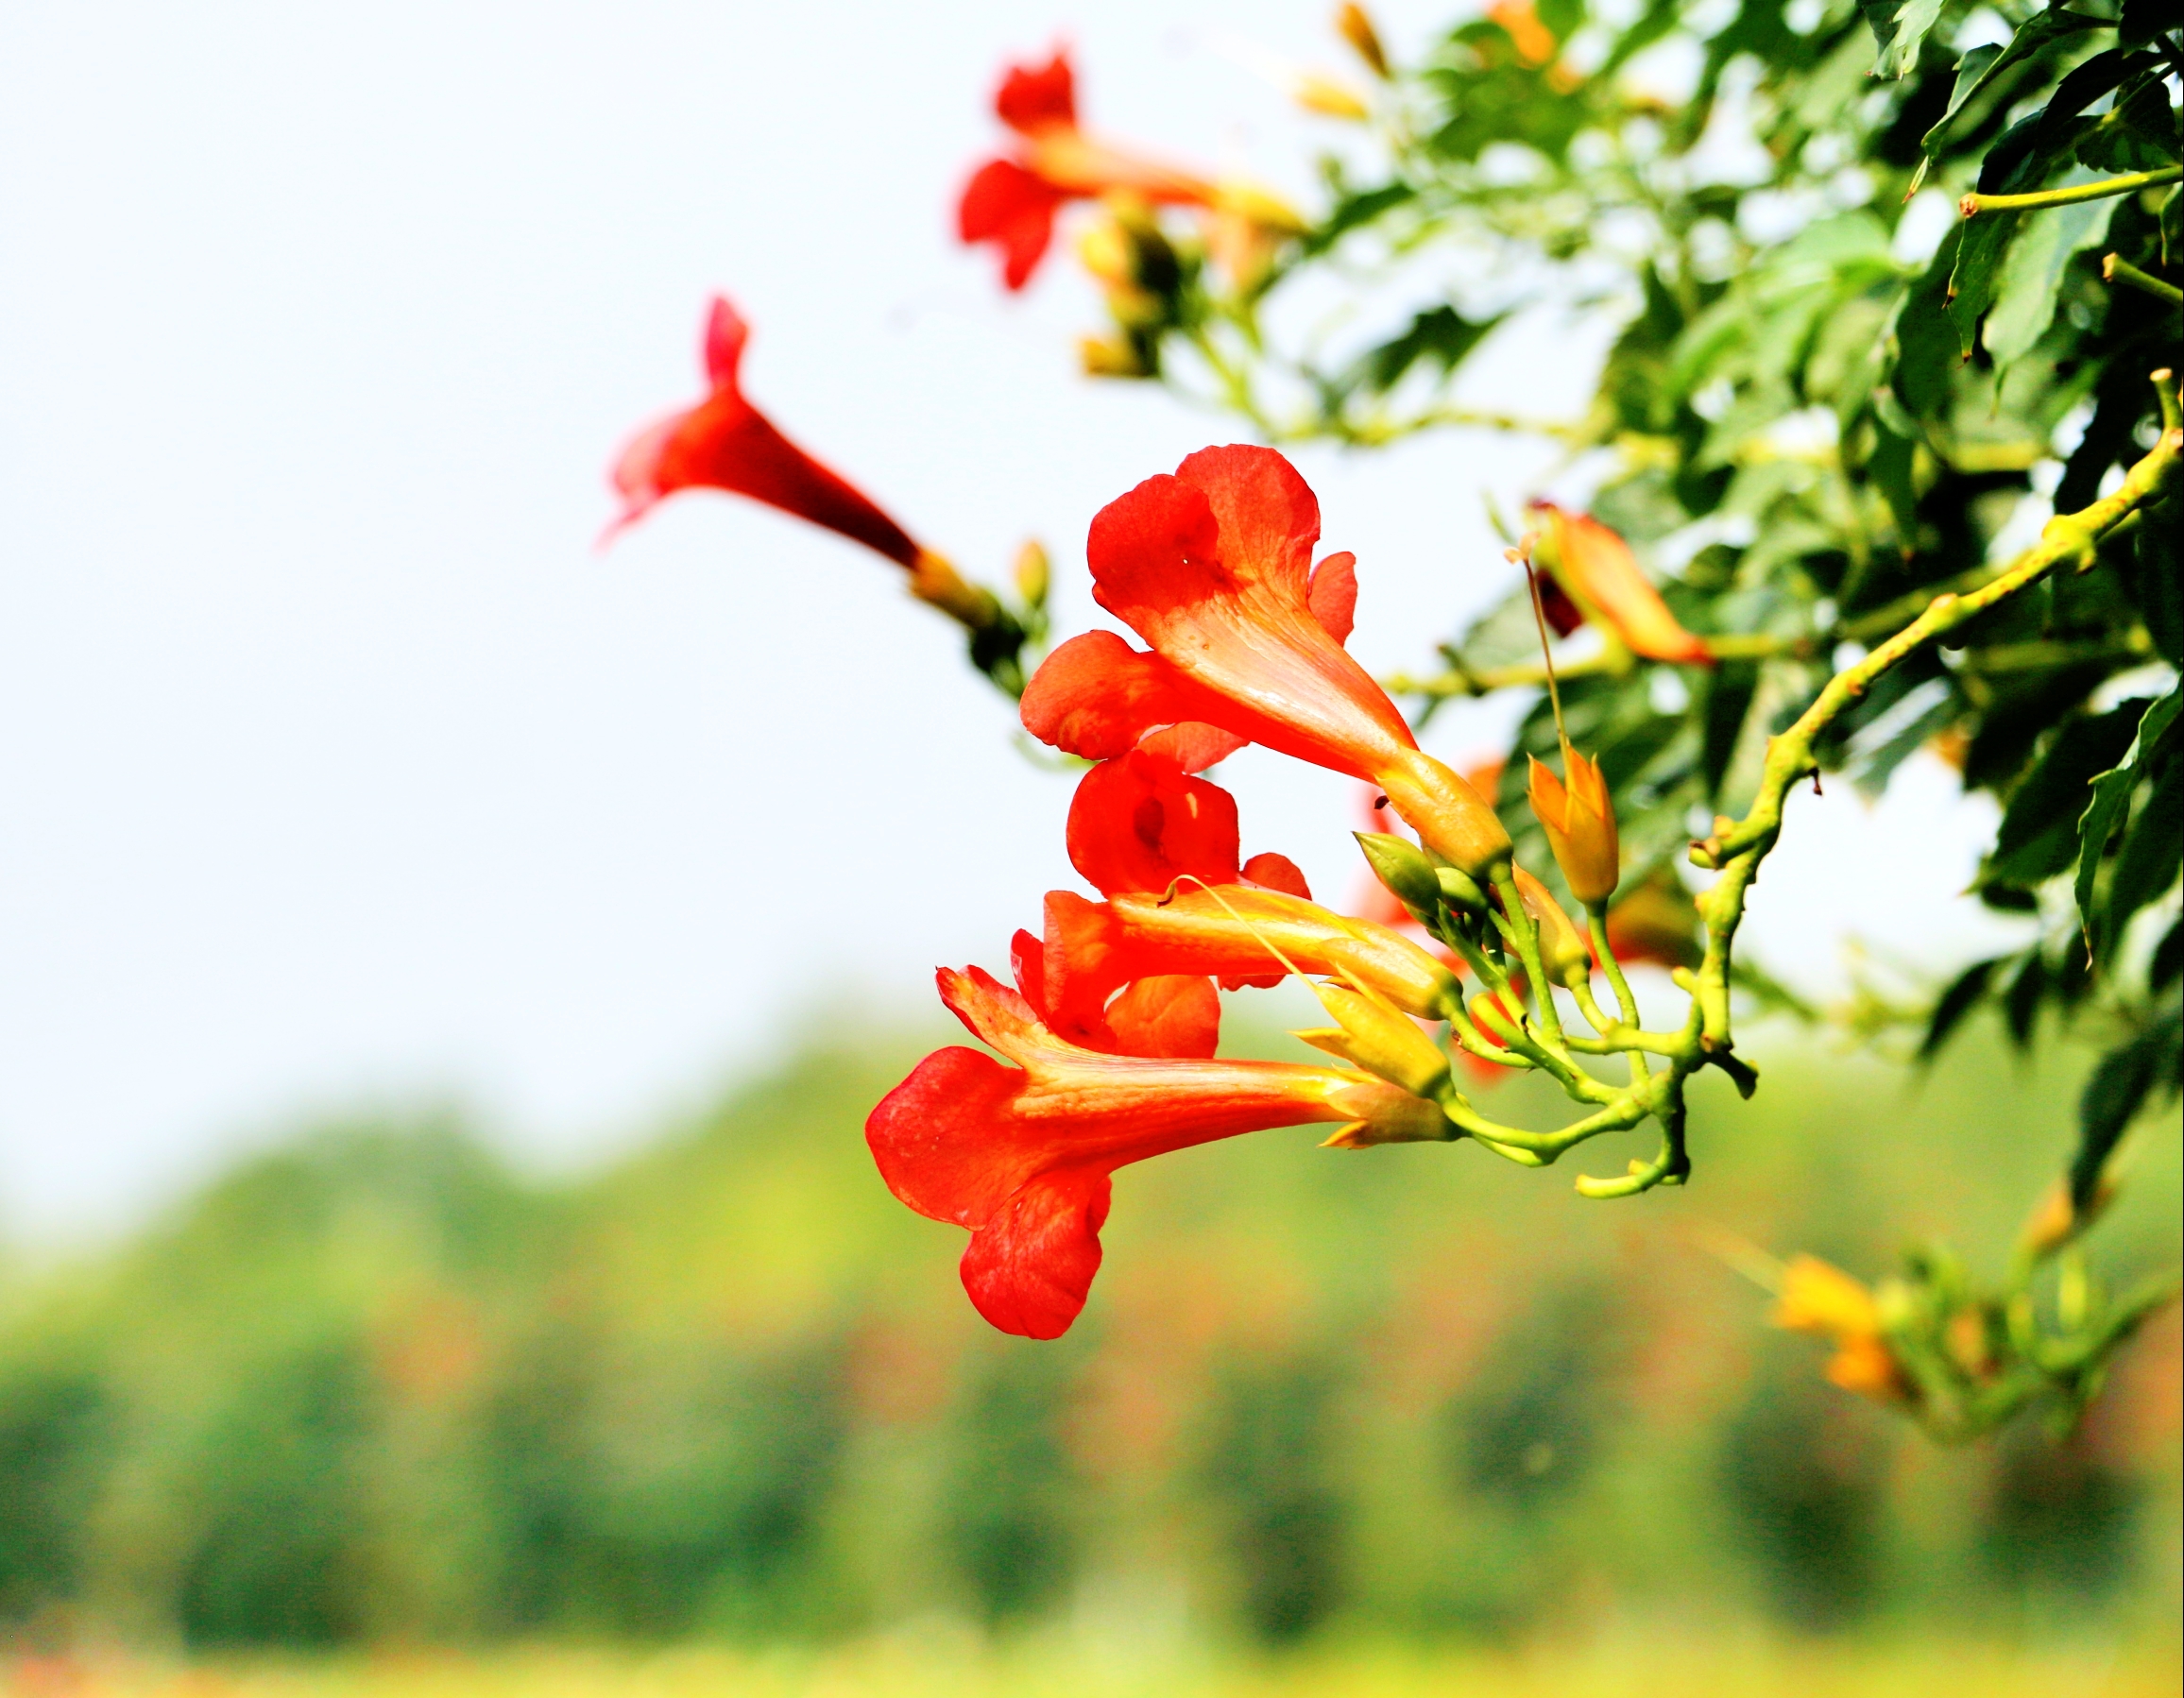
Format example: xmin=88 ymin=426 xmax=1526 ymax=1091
xmin=1078 ymin=332 xmax=1153 ymax=380
xmin=1320 ymin=1076 xmax=1455 ymax=1146
xmin=1528 ymin=746 xmax=1619 ymax=906
xmin=1291 ymin=71 xmax=1371 ymax=120
xmin=1435 ymin=864 xmax=1488 ymax=913
xmin=1355 ymin=830 xmax=1441 ymax=913
xmin=1335 ymin=2 xmax=1391 ymax=77
xmin=1510 ymin=867 xmax=1591 ymax=988
xmin=1014 ymin=539 xmax=1050 ymax=610
xmin=1294 ymin=980 xmax=1452 ymax=1099
xmin=1077 ymin=219 xmax=1135 ymax=287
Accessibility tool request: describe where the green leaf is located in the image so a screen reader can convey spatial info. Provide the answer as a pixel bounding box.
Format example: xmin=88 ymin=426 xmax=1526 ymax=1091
xmin=1353 ymin=305 xmax=1504 ymax=394
xmin=2071 ymin=1002 xmax=2181 ymax=1209
xmin=1920 ymin=8 xmax=2113 ymax=158
xmin=1857 ymin=0 xmax=1946 ymax=79
xmin=1948 ymin=110 xmax=2086 ymax=357
xmin=1920 ymin=957 xmax=2004 ymax=1060
xmin=2034 ymin=47 xmax=2143 ymax=149
xmin=2076 ymin=684 xmax=2181 ymax=934
xmin=1982 ymin=699 xmax=2149 ymax=886
xmin=1982 ymin=185 xmax=2118 ymax=366
xmin=2004 ymin=949 xmax=2049 ymax=1047
xmin=1891 ymin=228 xmax=1961 ymax=413
xmin=2107 ymin=760 xmax=2183 ymax=943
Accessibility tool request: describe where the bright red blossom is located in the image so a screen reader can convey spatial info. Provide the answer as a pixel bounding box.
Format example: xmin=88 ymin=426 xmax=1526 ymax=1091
xmin=866 ymin=965 xmax=1450 ymax=1338
xmin=606 ymin=297 xmax=990 ymax=624
xmin=1021 ymin=445 xmax=1512 ymax=876
xmin=958 ymin=50 xmax=1224 ymax=290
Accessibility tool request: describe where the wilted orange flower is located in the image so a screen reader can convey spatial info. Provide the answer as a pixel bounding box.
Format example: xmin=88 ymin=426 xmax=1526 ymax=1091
xmin=1528 ymin=745 xmax=1619 ymax=906
xmin=1528 ymin=501 xmax=1712 ymax=666
xmin=1773 ymin=1254 xmax=1912 ymax=1404
xmin=1022 ymin=446 xmax=1512 ymax=877
xmin=866 ymin=965 xmax=1451 ymax=1337
xmin=606 ymin=297 xmax=990 ymax=626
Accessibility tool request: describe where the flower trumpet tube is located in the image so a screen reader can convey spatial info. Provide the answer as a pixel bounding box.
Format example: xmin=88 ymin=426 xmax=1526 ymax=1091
xmin=1042 ymin=883 xmax=1465 ymax=1044
xmin=1021 ymin=446 xmax=1512 ymax=877
xmin=1527 ymin=502 xmax=1712 ymax=666
xmin=958 ymin=50 xmax=1297 ymax=291
xmin=866 ymin=965 xmax=1454 ymax=1337
xmin=606 ymin=296 xmax=1008 ymax=640
xmin=1528 ymin=745 xmax=1619 ymax=907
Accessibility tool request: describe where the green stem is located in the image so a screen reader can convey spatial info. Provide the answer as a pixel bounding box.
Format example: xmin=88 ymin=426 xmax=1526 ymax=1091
xmin=1960 ymin=166 xmax=2181 ymax=216
xmin=1691 ymin=410 xmax=2182 ymax=876
xmin=2103 ymin=253 xmax=2184 ymax=307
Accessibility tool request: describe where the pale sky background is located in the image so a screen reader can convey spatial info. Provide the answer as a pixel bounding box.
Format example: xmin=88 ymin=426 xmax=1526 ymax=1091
xmin=0 ymin=1 xmax=2023 ymax=1240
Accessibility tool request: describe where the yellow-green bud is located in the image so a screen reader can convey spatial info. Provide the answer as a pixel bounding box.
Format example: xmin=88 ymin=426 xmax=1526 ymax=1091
xmin=1355 ymin=830 xmax=1441 ymax=913
xmin=1293 ymin=981 xmax=1451 ymax=1099
xmin=1013 ymin=539 xmax=1049 ymax=610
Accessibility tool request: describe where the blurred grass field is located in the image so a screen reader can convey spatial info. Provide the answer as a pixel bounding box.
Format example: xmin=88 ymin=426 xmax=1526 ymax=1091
xmin=2 ymin=1011 xmax=2176 ymax=1670
xmin=13 ymin=1637 xmax=2183 ymax=1698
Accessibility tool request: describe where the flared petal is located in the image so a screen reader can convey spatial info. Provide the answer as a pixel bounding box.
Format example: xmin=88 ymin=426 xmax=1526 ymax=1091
xmin=1066 ymin=748 xmax=1241 ymax=897
xmin=958 ymin=158 xmax=1068 ymax=290
xmin=1084 ymin=446 xmax=1415 ymax=778
xmin=961 ymin=1168 xmax=1111 ymax=1339
xmin=996 ymin=50 xmax=1077 ymax=132
xmin=1102 ymin=974 xmax=1221 ymax=1059
xmin=1019 ymin=630 xmax=1222 ymax=760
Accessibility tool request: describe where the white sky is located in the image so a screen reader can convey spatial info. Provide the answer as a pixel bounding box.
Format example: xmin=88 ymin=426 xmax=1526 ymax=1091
xmin=0 ymin=1 xmax=2022 ymax=1240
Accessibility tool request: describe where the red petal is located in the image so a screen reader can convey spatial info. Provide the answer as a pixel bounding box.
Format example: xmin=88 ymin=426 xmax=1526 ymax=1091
xmin=1083 ymin=446 xmax=1414 ymax=779
xmin=1066 ymin=749 xmax=1241 ymax=897
xmin=995 ymin=50 xmax=1077 ymax=132
xmin=1043 ymin=890 xmax=1133 ymax=1041
xmin=1307 ymin=551 xmax=1357 ymax=645
xmin=702 ymin=295 xmax=749 ymax=388
xmin=1241 ymin=852 xmax=1311 ymax=901
xmin=1021 ymin=630 xmax=1211 ymax=760
xmin=1010 ymin=927 xmax=1048 ymax=1012
xmin=864 ymin=1044 xmax=1031 ymax=1228
xmin=1136 ymin=721 xmax=1251 ymax=773
xmin=1102 ymin=974 xmax=1221 ymax=1059
xmin=960 ymin=1168 xmax=1110 ymax=1339
xmin=958 ymin=158 xmax=1067 ymax=290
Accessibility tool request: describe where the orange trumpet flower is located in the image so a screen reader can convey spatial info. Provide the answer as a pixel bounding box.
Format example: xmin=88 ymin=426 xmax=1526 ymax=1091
xmin=959 ymin=50 xmax=1224 ymax=291
xmin=606 ymin=296 xmax=992 ymax=628
xmin=1021 ymin=446 xmax=1512 ymax=877
xmin=867 ymin=965 xmax=1452 ymax=1338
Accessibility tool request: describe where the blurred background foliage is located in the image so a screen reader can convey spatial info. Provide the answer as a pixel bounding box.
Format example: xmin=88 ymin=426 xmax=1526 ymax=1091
xmin=0 ymin=1017 xmax=2173 ymax=1656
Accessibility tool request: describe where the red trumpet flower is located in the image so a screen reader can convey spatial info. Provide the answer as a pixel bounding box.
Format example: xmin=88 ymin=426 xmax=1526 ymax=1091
xmin=1041 ymin=884 xmax=1465 ymax=1050
xmin=867 ymin=965 xmax=1451 ymax=1338
xmin=1012 ymin=743 xmax=1311 ymax=1059
xmin=1020 ymin=445 xmax=1512 ymax=877
xmin=606 ymin=296 xmax=993 ymax=627
xmin=960 ymin=49 xmax=1285 ymax=291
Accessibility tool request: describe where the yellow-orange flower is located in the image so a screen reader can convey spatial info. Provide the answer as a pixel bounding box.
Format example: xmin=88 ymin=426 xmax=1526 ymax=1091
xmin=1773 ymin=1254 xmax=1912 ymax=1404
xmin=1527 ymin=745 xmax=1619 ymax=906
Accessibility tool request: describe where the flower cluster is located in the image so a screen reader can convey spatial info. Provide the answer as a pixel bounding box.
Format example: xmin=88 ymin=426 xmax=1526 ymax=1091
xmin=867 ymin=444 xmax=1683 ymax=1339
